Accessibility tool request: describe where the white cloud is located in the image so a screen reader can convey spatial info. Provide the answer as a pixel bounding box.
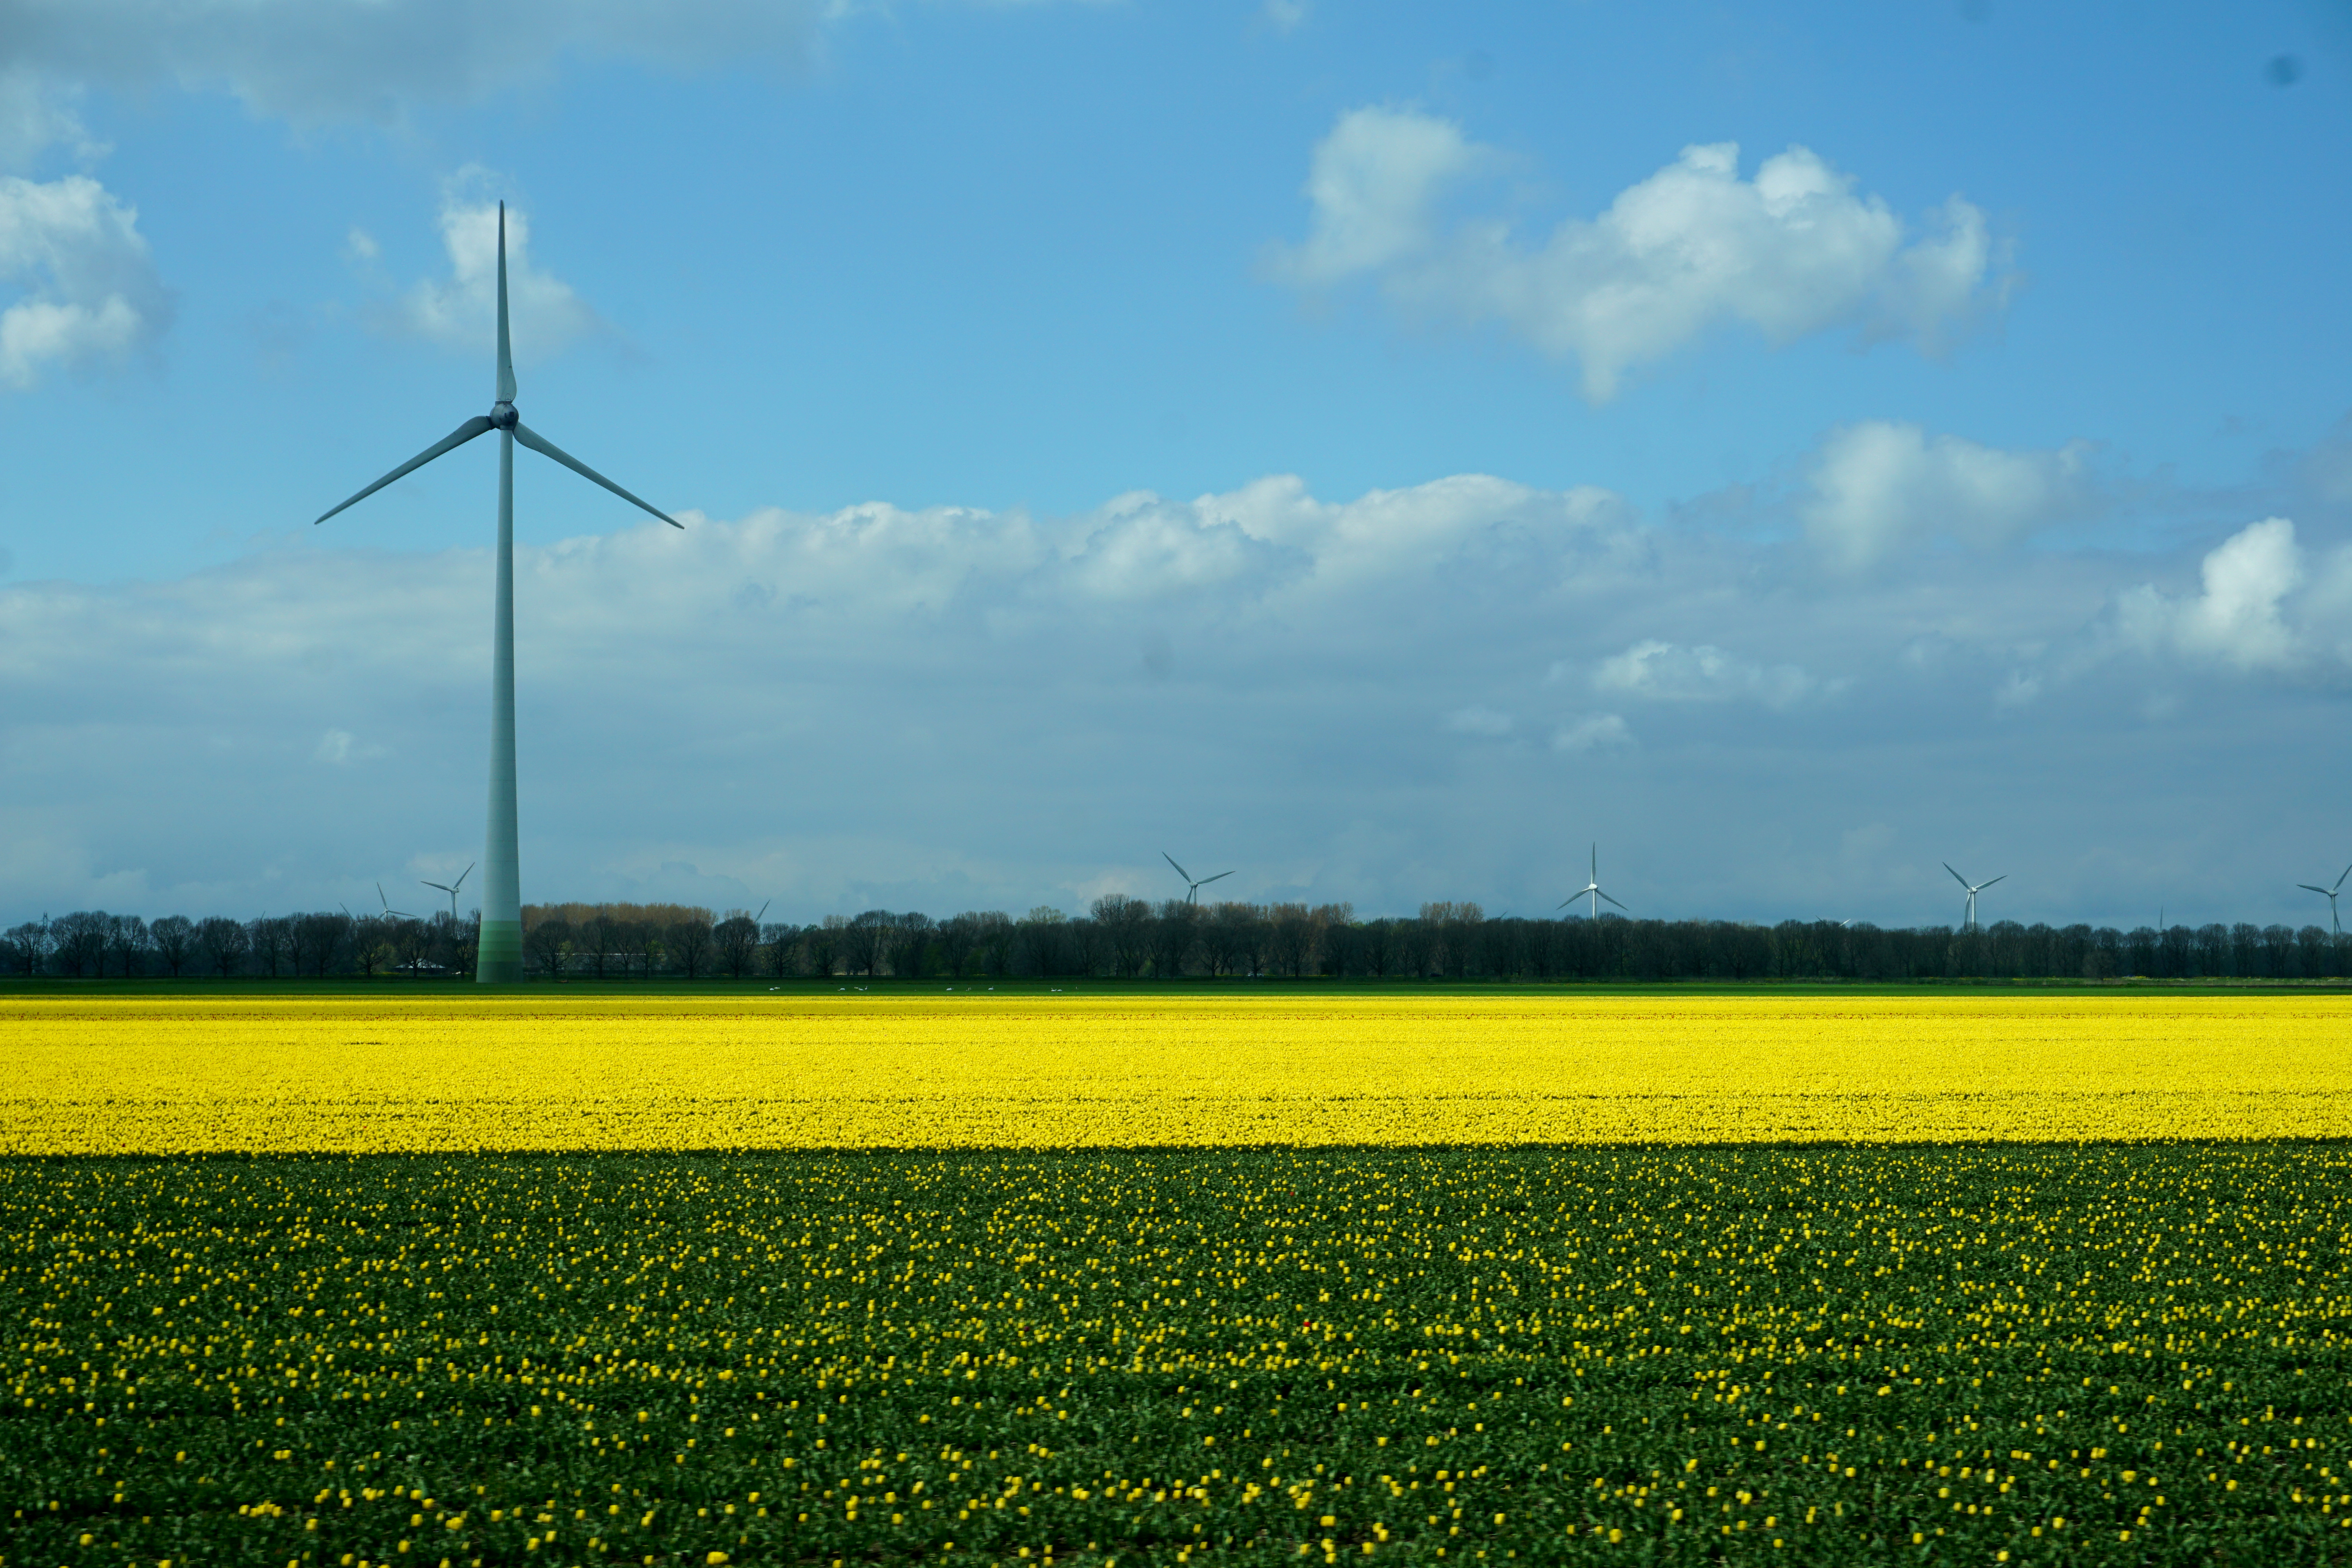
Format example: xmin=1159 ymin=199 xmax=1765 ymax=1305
xmin=1443 ymin=705 xmax=1513 ymax=737
xmin=2112 ymin=517 xmax=2305 ymax=672
xmin=0 ymin=65 xmax=99 ymax=171
xmin=381 ymin=177 xmax=599 ymax=361
xmin=1804 ymin=421 xmax=2091 ymax=568
xmin=1588 ymin=640 xmax=1822 ymax=708
xmin=0 ymin=171 xmax=169 ymax=388
xmin=1551 ymin=713 xmax=1630 ymax=753
xmin=1275 ymin=109 xmax=2011 ymax=400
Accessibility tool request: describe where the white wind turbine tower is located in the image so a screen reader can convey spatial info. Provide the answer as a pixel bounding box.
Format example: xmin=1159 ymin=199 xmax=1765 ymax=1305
xmin=2298 ymin=863 xmax=2352 ymax=936
xmin=1944 ymin=862 xmax=2005 ymax=933
xmin=314 ymin=205 xmax=682 ymax=981
xmin=421 ymin=862 xmax=474 ymax=927
xmin=1163 ymin=853 xmax=1234 ymax=906
xmin=1559 ymin=844 xmax=1628 ymax=920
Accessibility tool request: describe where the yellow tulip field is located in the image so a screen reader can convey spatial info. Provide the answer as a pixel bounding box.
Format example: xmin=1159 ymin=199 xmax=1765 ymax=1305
xmin=3 ymin=989 xmax=2349 ymax=1566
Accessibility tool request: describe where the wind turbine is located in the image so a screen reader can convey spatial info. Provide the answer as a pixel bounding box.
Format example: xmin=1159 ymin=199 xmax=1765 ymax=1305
xmin=1944 ymin=862 xmax=2005 ymax=933
xmin=376 ymin=882 xmax=414 ymax=920
xmin=421 ymin=862 xmax=475 ymax=927
xmin=1163 ymin=853 xmax=1234 ymax=906
xmin=2298 ymin=863 xmax=2352 ymax=936
xmin=313 ymin=203 xmax=682 ymax=981
xmin=1558 ymin=844 xmax=1628 ymax=920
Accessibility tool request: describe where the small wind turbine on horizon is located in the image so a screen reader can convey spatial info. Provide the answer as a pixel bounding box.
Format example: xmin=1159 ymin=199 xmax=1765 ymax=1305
xmin=1163 ymin=853 xmax=1234 ymax=906
xmin=421 ymin=862 xmax=475 ymax=927
xmin=1559 ymin=844 xmax=1628 ymax=920
xmin=1944 ymin=862 xmax=2005 ymax=933
xmin=314 ymin=203 xmax=682 ymax=982
xmin=376 ymin=883 xmax=414 ymax=921
xmin=2298 ymin=863 xmax=2352 ymax=936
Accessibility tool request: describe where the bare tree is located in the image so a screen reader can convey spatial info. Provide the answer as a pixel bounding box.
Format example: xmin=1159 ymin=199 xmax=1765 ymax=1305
xmin=149 ymin=915 xmax=195 ymax=977
xmin=936 ymin=914 xmax=980 ymax=978
xmin=196 ymin=916 xmax=248 ymax=978
xmin=103 ymin=914 xmax=149 ymax=978
xmin=887 ymin=913 xmax=935 ymax=978
xmin=525 ymin=916 xmax=572 ymax=980
xmin=584 ymin=907 xmax=621 ymax=980
xmin=348 ymin=915 xmax=394 ymax=978
xmin=50 ymin=911 xmax=108 ymax=977
xmin=715 ymin=911 xmax=762 ymax=978
xmin=628 ymin=920 xmax=663 ymax=980
xmin=5 ymin=918 xmax=51 ymax=977
xmin=762 ymin=922 xmax=801 ymax=978
xmin=1149 ymin=899 xmax=1198 ymax=979
xmin=667 ymin=913 xmax=716 ymax=979
xmin=805 ymin=916 xmax=844 ymax=978
xmin=392 ymin=917 xmax=434 ymax=978
xmin=1267 ymin=904 xmax=1316 ymax=978
xmin=1091 ymin=895 xmax=1152 ymax=977
xmin=840 ymin=911 xmax=893 ymax=978
xmin=1016 ymin=906 xmax=1069 ymax=978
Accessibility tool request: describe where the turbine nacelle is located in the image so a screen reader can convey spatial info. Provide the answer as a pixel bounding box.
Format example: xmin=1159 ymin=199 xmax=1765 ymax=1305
xmin=489 ymin=401 xmax=518 ymax=431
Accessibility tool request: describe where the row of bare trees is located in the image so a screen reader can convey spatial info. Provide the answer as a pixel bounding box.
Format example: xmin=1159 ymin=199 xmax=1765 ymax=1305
xmin=10 ymin=898 xmax=2352 ymax=981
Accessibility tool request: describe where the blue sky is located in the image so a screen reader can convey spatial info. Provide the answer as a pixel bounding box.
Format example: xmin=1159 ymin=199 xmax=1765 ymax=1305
xmin=3 ymin=0 xmax=2350 ymax=931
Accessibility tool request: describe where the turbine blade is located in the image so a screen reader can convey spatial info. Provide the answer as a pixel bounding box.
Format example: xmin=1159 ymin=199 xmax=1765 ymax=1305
xmin=420 ymin=881 xmax=452 ymax=894
xmin=1163 ymin=852 xmax=1191 ymax=882
xmin=313 ymin=416 xmax=496 ymax=526
xmin=2336 ymin=864 xmax=2352 ymax=893
xmin=1199 ymin=870 xmax=1234 ymax=886
xmin=1557 ymin=898 xmax=1574 ymax=910
xmin=1598 ymin=890 xmax=1629 ymax=911
xmin=2299 ymin=885 xmax=2331 ymax=896
xmin=1944 ymin=862 xmax=1969 ymax=889
xmin=755 ymin=900 xmax=771 ymax=923
xmin=512 ymin=421 xmax=684 ymax=527
xmin=1979 ymin=875 xmax=2006 ymax=891
xmin=495 ymin=202 xmax=516 ymax=404
xmin=454 ymin=863 xmax=474 ymax=891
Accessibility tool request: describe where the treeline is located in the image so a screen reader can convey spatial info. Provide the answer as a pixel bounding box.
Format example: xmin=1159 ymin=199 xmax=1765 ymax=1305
xmin=8 ymin=897 xmax=2352 ymax=981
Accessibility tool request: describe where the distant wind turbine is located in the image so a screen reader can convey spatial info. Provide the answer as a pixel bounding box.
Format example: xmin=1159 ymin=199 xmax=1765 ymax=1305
xmin=421 ymin=862 xmax=475 ymax=927
xmin=1559 ymin=844 xmax=1628 ymax=920
xmin=313 ymin=203 xmax=682 ymax=981
xmin=377 ymin=882 xmax=414 ymax=920
xmin=2298 ymin=863 xmax=2352 ymax=936
xmin=1944 ymin=862 xmax=2005 ymax=933
xmin=1163 ymin=853 xmax=1234 ymax=906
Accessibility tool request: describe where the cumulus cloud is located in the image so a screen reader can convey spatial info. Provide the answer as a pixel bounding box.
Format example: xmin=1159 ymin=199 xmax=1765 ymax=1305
xmin=1274 ymin=109 xmax=2011 ymax=400
xmin=1587 ymin=640 xmax=1823 ymax=708
xmin=2112 ymin=518 xmax=2307 ymax=672
xmin=0 ymin=171 xmax=170 ymax=387
xmin=1804 ymin=421 xmax=2092 ymax=568
xmin=379 ymin=178 xmax=599 ymax=361
xmin=0 ymin=0 xmax=837 ymax=128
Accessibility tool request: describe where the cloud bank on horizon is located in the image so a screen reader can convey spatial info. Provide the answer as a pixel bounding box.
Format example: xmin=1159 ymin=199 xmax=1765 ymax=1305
xmin=7 ymin=420 xmax=2352 ymax=926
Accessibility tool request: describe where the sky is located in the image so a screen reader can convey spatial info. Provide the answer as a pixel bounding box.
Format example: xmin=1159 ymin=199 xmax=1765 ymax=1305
xmin=2 ymin=0 xmax=2350 ymax=932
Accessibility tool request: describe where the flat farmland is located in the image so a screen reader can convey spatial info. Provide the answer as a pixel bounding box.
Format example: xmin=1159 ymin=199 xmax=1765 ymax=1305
xmin=5 ymin=991 xmax=2352 ymax=1152
xmin=6 ymin=990 xmax=2352 ymax=1566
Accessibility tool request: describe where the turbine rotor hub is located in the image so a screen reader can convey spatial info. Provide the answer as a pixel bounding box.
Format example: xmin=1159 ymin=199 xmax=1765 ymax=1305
xmin=489 ymin=401 xmax=518 ymax=430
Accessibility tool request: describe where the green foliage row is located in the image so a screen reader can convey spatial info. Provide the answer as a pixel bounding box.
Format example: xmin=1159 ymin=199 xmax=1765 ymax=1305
xmin=4 ymin=1146 xmax=2350 ymax=1565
